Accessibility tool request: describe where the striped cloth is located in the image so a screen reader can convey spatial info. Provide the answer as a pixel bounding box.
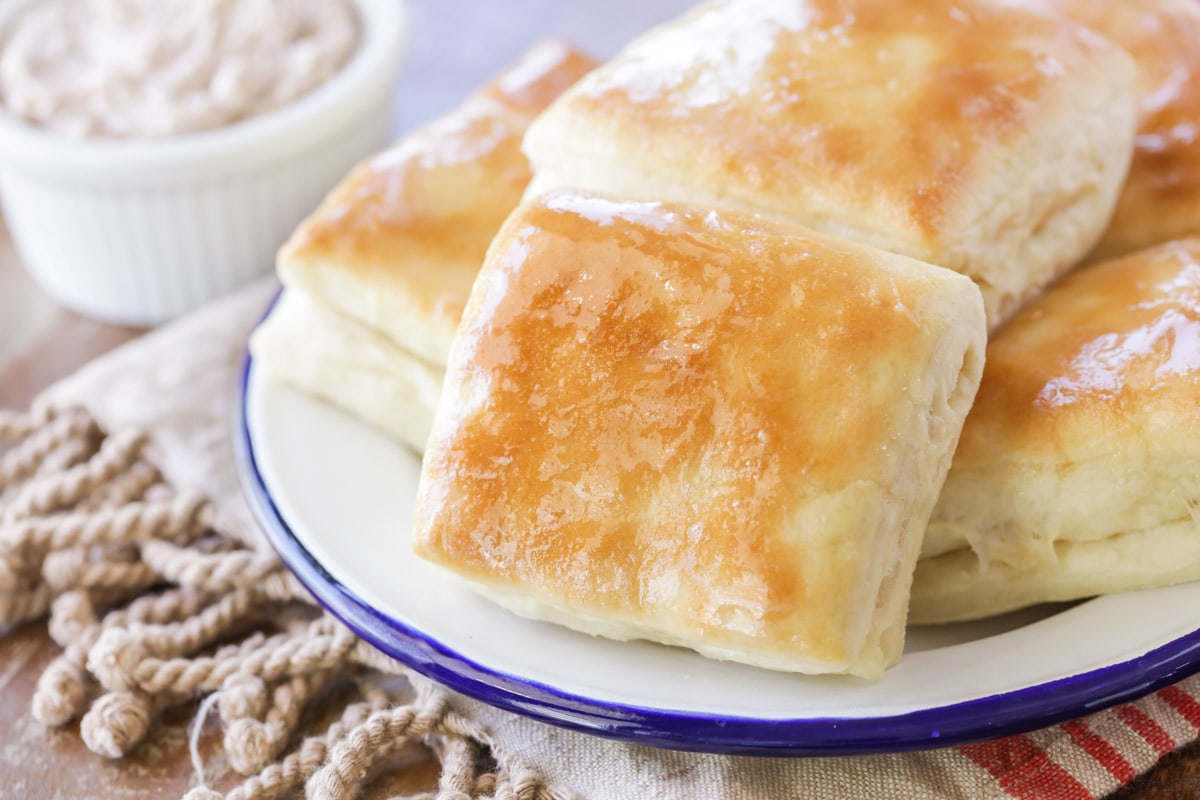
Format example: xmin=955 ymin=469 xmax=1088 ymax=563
xmin=957 ymin=677 xmax=1200 ymax=799
xmin=460 ymin=672 xmax=1200 ymax=799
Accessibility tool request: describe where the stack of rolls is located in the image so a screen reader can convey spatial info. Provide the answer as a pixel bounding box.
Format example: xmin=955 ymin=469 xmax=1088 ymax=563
xmin=256 ymin=0 xmax=1200 ymax=679
xmin=249 ymin=41 xmax=597 ymax=452
xmin=911 ymin=237 xmax=1200 ymax=623
xmin=1001 ymin=0 xmax=1200 ymax=261
xmin=910 ymin=0 xmax=1200 ymax=623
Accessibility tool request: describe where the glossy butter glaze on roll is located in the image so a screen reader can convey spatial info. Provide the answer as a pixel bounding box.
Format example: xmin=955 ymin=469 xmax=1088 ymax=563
xmin=913 ymin=238 xmax=1200 ymax=623
xmin=1004 ymin=0 xmax=1200 ymax=261
xmin=522 ymin=0 xmax=1138 ymax=330
xmin=251 ymin=41 xmax=596 ymax=453
xmin=414 ymin=190 xmax=986 ymax=678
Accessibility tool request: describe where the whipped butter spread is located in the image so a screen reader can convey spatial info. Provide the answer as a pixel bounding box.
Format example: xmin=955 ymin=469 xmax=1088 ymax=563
xmin=0 ymin=0 xmax=359 ymax=138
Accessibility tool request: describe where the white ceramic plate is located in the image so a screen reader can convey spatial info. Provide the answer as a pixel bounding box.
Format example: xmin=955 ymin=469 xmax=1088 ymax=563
xmin=237 ymin=350 xmax=1200 ymax=755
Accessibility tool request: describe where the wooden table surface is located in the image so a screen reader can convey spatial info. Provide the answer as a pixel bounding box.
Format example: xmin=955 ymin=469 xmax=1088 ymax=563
xmin=0 ymin=2 xmax=1197 ymax=797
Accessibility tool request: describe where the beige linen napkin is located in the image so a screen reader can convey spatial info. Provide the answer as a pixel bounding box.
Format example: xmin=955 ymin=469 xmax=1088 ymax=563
xmin=3 ymin=280 xmax=1197 ymax=800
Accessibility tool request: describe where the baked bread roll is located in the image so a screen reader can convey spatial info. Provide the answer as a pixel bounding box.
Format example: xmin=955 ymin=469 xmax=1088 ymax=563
xmin=912 ymin=238 xmax=1200 ymax=623
xmin=276 ymin=40 xmax=597 ymax=367
xmin=1002 ymin=0 xmax=1200 ymax=261
xmin=251 ymin=41 xmax=596 ymax=451
xmin=414 ymin=190 xmax=986 ymax=678
xmin=522 ymin=0 xmax=1138 ymax=330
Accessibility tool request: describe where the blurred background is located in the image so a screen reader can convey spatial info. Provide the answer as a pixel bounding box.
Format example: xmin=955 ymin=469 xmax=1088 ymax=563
xmin=0 ymin=0 xmax=694 ymax=374
xmin=395 ymin=0 xmax=691 ymax=130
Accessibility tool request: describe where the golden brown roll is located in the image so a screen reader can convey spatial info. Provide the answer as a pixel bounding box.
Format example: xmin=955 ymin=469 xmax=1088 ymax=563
xmin=913 ymin=238 xmax=1200 ymax=623
xmin=522 ymin=0 xmax=1138 ymax=330
xmin=251 ymin=41 xmax=596 ymax=451
xmin=1002 ymin=0 xmax=1200 ymax=261
xmin=414 ymin=190 xmax=986 ymax=678
xmin=277 ymin=40 xmax=597 ymax=367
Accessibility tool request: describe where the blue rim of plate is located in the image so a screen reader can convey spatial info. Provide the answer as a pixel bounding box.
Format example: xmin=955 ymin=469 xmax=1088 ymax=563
xmin=234 ymin=341 xmax=1200 ymax=757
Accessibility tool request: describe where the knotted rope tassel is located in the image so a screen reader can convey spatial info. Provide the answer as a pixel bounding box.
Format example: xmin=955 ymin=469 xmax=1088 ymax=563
xmin=2 ymin=408 xmax=569 ymax=799
xmin=183 ymin=685 xmax=394 ymax=800
xmin=0 ymin=408 xmax=96 ymax=489
xmin=220 ymin=668 xmax=341 ymax=775
xmin=306 ymin=693 xmax=450 ymax=800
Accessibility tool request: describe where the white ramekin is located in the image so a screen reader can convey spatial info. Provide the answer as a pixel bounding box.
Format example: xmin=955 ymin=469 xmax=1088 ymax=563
xmin=0 ymin=0 xmax=407 ymax=326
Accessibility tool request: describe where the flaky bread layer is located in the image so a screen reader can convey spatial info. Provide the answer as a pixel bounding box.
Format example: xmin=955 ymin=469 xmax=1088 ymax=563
xmin=911 ymin=517 xmax=1200 ymax=624
xmin=923 ymin=448 xmax=1200 ymax=562
xmin=249 ymin=291 xmax=444 ymax=454
xmin=933 ymin=57 xmax=1135 ymax=327
xmin=1003 ymin=0 xmax=1200 ymax=261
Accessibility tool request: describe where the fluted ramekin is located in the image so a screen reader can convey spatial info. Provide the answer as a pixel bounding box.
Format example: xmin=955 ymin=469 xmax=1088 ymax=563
xmin=0 ymin=0 xmax=407 ymax=326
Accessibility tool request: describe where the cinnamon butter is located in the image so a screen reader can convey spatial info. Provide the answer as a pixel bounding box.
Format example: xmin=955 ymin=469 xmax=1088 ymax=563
xmin=0 ymin=0 xmax=359 ymax=138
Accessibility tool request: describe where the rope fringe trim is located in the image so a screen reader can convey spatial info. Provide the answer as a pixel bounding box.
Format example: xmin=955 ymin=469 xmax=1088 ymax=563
xmin=0 ymin=407 xmax=566 ymax=800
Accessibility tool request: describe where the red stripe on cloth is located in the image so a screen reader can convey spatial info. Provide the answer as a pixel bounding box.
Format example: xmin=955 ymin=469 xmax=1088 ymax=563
xmin=1061 ymin=719 xmax=1136 ymax=783
xmin=1161 ymin=685 xmax=1200 ymax=732
xmin=960 ymin=735 xmax=1094 ymax=800
xmin=1115 ymin=705 xmax=1176 ymax=756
